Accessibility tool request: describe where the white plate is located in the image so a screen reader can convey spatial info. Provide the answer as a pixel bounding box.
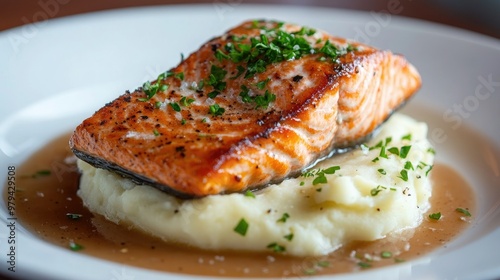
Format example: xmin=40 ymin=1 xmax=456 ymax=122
xmin=1 ymin=4 xmax=500 ymax=280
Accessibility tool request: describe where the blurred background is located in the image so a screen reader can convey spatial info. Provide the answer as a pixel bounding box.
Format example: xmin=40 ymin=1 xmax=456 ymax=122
xmin=1 ymin=0 xmax=499 ymax=39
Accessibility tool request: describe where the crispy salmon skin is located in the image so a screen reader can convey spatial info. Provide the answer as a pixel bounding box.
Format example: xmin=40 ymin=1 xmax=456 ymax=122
xmin=70 ymin=20 xmax=421 ymax=198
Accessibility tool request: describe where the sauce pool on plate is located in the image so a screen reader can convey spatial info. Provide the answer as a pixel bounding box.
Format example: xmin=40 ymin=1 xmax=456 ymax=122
xmin=5 ymin=133 xmax=475 ymax=278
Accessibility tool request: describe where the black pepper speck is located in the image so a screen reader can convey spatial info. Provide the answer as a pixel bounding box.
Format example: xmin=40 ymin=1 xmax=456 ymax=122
xmin=292 ymin=75 xmax=303 ymax=82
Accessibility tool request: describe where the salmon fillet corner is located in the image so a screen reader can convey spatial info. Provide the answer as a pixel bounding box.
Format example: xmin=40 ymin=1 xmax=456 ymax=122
xmin=70 ymin=20 xmax=421 ymax=198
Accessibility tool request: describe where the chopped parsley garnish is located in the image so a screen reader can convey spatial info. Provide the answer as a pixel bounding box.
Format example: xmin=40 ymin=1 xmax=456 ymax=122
xmin=232 ymin=34 xmax=248 ymax=42
xmin=426 ymin=165 xmax=433 ymax=176
xmin=208 ymin=104 xmax=225 ymax=116
xmin=456 ymin=208 xmax=471 ymax=217
xmin=317 ymin=166 xmax=339 ymax=182
xmin=399 ymin=145 xmax=411 ymax=159
xmin=429 ymin=212 xmax=442 ymax=220
xmin=207 ymin=65 xmax=227 ymax=91
xmin=370 ymin=137 xmax=413 ymax=161
xmin=216 ymin=22 xmax=354 ymax=80
xmin=24 ymin=169 xmax=51 ymax=178
xmin=292 ymin=27 xmax=316 ymax=36
xmin=427 ymin=147 xmax=436 ymax=155
xmin=140 ymin=22 xmax=358 ymax=120
xmin=208 ymin=91 xmax=220 ymax=99
xmin=357 ymin=262 xmax=371 ymax=268
xmin=69 ymin=241 xmax=83 ymax=251
xmin=191 ymin=21 xmax=357 ymax=117
xmin=404 ymin=161 xmax=414 ymax=170
xmin=176 ymin=72 xmax=185 ymax=81
xmin=319 ymin=40 xmax=345 ymax=61
xmin=398 ymin=169 xmax=408 ymax=182
xmin=234 ymin=218 xmax=249 ymax=236
xmin=153 ymin=129 xmax=160 ymax=136
xmin=160 ymin=70 xmax=184 ymax=81
xmin=370 ymin=140 xmax=383 ymax=150
xmin=180 ymin=96 xmax=195 ymax=106
xmin=417 ymin=161 xmax=429 ymax=170
xmin=379 ymin=146 xmax=388 ymax=159
xmin=230 ymin=65 xmax=246 ymax=79
xmin=267 ymin=242 xmax=286 ymax=253
xmin=381 ymin=251 xmax=392 ymax=258
xmin=377 ymin=169 xmax=386 ymax=175
xmin=144 ymin=23 xmax=356 ymax=122
xmin=196 ymin=80 xmax=205 ymax=91
xmin=370 ymin=185 xmax=384 ymax=196
xmin=387 ymin=147 xmax=399 ymax=156
xmin=302 ymin=166 xmax=340 ymax=186
xmin=254 ymin=90 xmax=276 ymax=109
xmin=154 ymin=101 xmax=162 ymax=109
xmin=277 ymin=213 xmax=290 ymax=223
xmin=37 ymin=170 xmax=51 ymax=176
xmin=244 ymin=190 xmax=256 ymax=198
xmin=66 ymin=213 xmax=82 ymax=220
xmin=312 ymin=174 xmax=327 ymax=185
xmin=240 ymin=87 xmax=276 ymax=109
xmin=239 ymin=85 xmax=252 ymax=102
xmin=395 ymin=258 xmax=405 ymax=263
xmin=181 ymin=119 xmax=186 ymax=125
xmin=157 ymin=71 xmax=168 ymax=80
xmin=346 ymin=44 xmax=358 ymax=52
xmin=169 ymin=102 xmax=181 ymax=112
xmin=402 ymin=134 xmax=412 ymax=141
xmin=317 ymin=260 xmax=331 ymax=267
xmin=284 ymin=233 xmax=294 ymax=241
xmin=303 ymin=268 xmax=316 ymax=275
xmin=256 ymin=78 xmax=270 ymax=90
xmin=140 ymin=80 xmax=168 ymax=101
xmin=215 ymin=49 xmax=230 ymax=61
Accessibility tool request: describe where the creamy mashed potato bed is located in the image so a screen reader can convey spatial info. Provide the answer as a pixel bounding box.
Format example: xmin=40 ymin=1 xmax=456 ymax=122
xmin=78 ymin=114 xmax=434 ymax=257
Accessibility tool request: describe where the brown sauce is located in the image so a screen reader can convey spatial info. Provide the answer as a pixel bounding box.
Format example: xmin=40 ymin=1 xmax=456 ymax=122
xmin=6 ymin=133 xmax=475 ymax=278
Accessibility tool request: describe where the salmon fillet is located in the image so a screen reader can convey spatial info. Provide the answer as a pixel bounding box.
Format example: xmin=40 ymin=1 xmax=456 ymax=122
xmin=70 ymin=20 xmax=421 ymax=198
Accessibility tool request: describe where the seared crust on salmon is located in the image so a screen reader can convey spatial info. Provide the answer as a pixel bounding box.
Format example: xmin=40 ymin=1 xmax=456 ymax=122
xmin=70 ymin=20 xmax=421 ymax=198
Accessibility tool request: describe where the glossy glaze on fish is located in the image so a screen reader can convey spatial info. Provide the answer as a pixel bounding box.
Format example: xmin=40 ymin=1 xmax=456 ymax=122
xmin=70 ymin=20 xmax=421 ymax=198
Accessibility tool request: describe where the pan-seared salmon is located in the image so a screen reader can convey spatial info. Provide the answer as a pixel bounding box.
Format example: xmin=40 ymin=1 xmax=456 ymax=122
xmin=70 ymin=20 xmax=421 ymax=198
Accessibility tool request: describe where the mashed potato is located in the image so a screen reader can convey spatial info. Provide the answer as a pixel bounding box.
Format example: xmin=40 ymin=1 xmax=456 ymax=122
xmin=78 ymin=114 xmax=434 ymax=257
